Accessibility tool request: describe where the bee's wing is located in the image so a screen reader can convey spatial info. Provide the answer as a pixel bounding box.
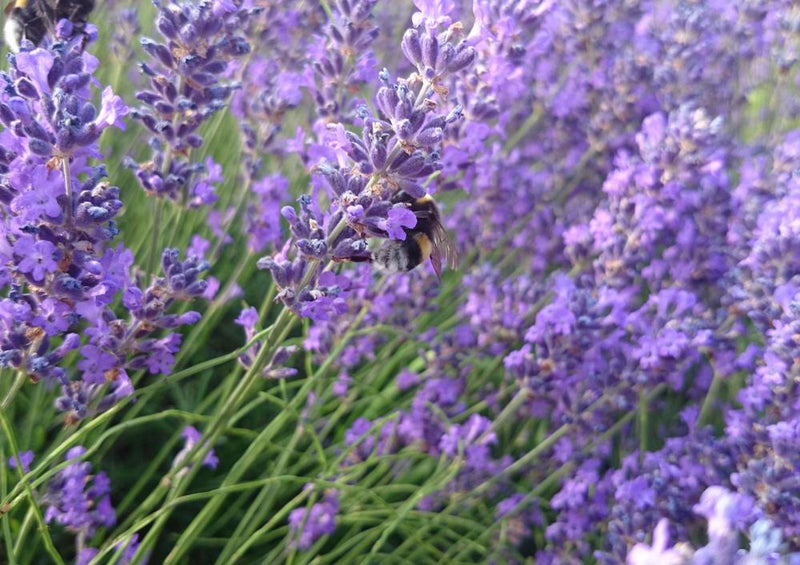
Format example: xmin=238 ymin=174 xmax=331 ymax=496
xmin=409 ymin=207 xmax=458 ymax=279
xmin=33 ymin=0 xmax=58 ymax=32
xmin=429 ymin=222 xmax=459 ymax=280
xmin=56 ymin=0 xmax=93 ymax=21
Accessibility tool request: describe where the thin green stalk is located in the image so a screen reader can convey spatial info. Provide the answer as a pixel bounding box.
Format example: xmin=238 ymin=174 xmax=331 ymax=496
xmin=12 ymin=508 xmax=33 ymax=559
xmin=22 ymin=383 xmax=45 ymax=447
xmin=474 ymin=395 xmax=611 ymax=492
xmin=172 ymin=300 xmax=372 ymax=564
xmin=4 ymin=393 xmax=237 ymax=524
xmin=439 ymin=385 xmax=670 ymax=563
xmin=1 ymin=372 xmax=27 ymax=411
xmin=444 ymin=390 xmax=664 ymax=563
xmin=697 ymin=363 xmax=724 ymax=427
xmin=115 ymin=431 xmax=182 ymax=516
xmin=503 ymin=103 xmax=542 ymax=152
xmin=317 ymin=527 xmax=385 ymax=565
xmin=173 ymin=257 xmax=261 ymax=367
xmin=367 ymin=458 xmax=462 ymax=557
xmin=0 ymin=445 xmax=17 ymax=565
xmin=395 ymin=387 xmax=647 ymax=559
xmin=0 ymin=410 xmax=65 ymax=565
xmin=486 ymin=385 xmax=529 ymax=438
xmin=638 ymin=388 xmax=648 ymax=457
xmin=139 ymin=323 xmax=278 ymax=389
xmin=146 ymin=197 xmax=166 ymax=276
xmin=55 ymin=322 xmax=278 ymax=505
xmin=130 ymin=307 xmax=298 ymax=563
xmin=1 ymin=402 xmax=126 ymax=516
xmin=226 ymin=490 xmax=310 ymax=564
xmin=214 ymin=429 xmax=305 ymax=564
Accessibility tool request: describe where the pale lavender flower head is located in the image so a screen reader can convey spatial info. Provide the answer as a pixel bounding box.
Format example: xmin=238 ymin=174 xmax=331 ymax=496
xmin=692 ymin=487 xmax=757 ymax=564
xmin=627 ymin=520 xmax=689 ymax=565
xmin=412 ymin=0 xmax=457 ymax=30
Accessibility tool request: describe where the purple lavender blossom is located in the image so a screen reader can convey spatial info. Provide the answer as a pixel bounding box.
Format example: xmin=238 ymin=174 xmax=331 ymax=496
xmin=234 ymin=304 xmax=298 ymax=378
xmin=288 ymin=487 xmax=340 ymax=550
xmin=7 ymin=450 xmax=34 ymax=473
xmin=307 ymin=0 xmax=379 ymax=122
xmin=43 ymin=447 xmax=116 ymax=536
xmin=380 ymin=207 xmax=417 ymax=241
xmin=172 ymin=426 xmax=219 ymax=472
xmin=127 ymin=0 xmax=255 ymax=205
xmin=0 ymin=25 xmax=206 ymax=422
xmin=258 ymin=4 xmax=475 ymax=319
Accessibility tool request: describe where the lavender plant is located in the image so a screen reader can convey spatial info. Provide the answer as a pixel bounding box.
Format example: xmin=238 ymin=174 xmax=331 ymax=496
xmin=2 ymin=1 xmax=800 ymax=564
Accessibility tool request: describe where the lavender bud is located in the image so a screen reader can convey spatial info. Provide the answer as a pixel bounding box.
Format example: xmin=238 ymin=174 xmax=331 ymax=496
xmin=370 ymin=142 xmax=387 ymax=169
xmin=28 ymin=138 xmax=53 ymax=156
xmin=392 ymin=151 xmax=426 ymax=177
xmin=421 ymin=34 xmax=439 ymax=70
xmin=257 ymin=257 xmax=291 ymax=288
xmin=297 ymin=239 xmax=328 ymax=259
xmin=271 ymin=345 xmax=299 ymax=367
xmin=376 ymin=86 xmax=399 ymax=118
xmin=445 ymin=104 xmax=464 ymax=123
xmin=23 ymin=120 xmax=49 ymax=141
xmin=446 ymin=45 xmax=477 ymax=74
xmin=185 ymin=280 xmax=208 ymax=296
xmin=397 ymin=180 xmax=424 ymax=199
xmin=396 ymin=119 xmax=414 ymax=141
xmin=139 ymin=37 xmax=175 ymax=67
xmin=16 ymin=78 xmax=39 ymax=99
xmin=438 ymin=42 xmax=455 ymax=70
xmin=416 ymin=126 xmax=443 ymax=146
xmin=156 ymin=15 xmax=178 ymax=39
xmin=401 ymin=29 xmax=423 ymax=67
xmin=0 ymin=106 xmax=15 ymax=129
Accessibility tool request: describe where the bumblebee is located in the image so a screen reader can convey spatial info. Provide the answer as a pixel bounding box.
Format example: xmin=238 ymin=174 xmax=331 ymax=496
xmin=3 ymin=0 xmax=95 ymax=52
xmin=373 ymin=192 xmax=458 ymax=279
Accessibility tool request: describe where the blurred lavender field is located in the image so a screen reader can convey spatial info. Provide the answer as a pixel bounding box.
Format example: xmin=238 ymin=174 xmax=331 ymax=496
xmin=0 ymin=0 xmax=799 ymax=563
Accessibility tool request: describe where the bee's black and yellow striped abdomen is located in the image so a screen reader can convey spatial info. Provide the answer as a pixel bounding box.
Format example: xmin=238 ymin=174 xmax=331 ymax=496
xmin=373 ymin=191 xmax=456 ymax=278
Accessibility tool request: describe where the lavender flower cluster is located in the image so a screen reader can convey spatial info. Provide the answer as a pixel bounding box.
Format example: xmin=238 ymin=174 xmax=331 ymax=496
xmin=255 ymin=0 xmax=475 ymax=320
xmin=126 ymin=0 xmax=254 ymax=206
xmin=0 ymin=21 xmax=211 ymax=424
xmin=283 ymin=0 xmax=800 ymax=561
xmin=4 ymin=0 xmax=800 ymax=563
